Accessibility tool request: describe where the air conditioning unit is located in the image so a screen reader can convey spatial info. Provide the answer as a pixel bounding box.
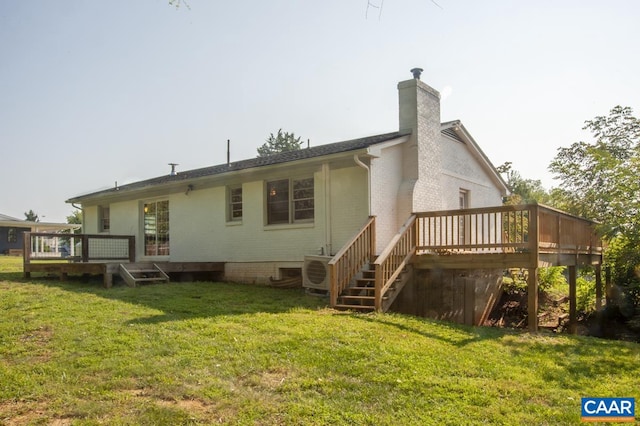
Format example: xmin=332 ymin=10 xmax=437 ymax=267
xmin=303 ymin=255 xmax=333 ymax=290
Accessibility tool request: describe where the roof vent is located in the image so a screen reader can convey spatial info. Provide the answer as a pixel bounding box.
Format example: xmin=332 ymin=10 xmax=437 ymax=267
xmin=168 ymin=163 xmax=179 ymax=176
xmin=410 ymin=67 xmax=423 ymax=80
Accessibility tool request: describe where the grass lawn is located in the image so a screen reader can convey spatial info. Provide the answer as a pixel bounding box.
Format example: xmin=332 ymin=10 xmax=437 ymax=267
xmin=1 ymin=256 xmax=639 ymax=425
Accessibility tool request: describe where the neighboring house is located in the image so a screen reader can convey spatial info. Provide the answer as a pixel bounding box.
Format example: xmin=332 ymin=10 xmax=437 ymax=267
xmin=0 ymin=213 xmax=80 ymax=255
xmin=66 ymin=71 xmax=508 ymax=285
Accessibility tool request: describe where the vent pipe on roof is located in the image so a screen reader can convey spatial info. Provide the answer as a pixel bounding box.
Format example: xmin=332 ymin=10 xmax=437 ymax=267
xmin=169 ymin=163 xmax=179 ymax=176
xmin=227 ymin=139 xmax=230 ymax=166
xmin=410 ymin=67 xmax=423 ymax=80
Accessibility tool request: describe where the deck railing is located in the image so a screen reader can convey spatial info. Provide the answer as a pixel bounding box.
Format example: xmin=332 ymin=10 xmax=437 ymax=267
xmin=537 ymin=205 xmax=601 ymax=253
xmin=328 ymin=217 xmax=376 ymax=306
xmin=414 ymin=204 xmax=601 ymax=255
xmin=373 ymin=214 xmax=417 ymax=311
xmin=24 ymin=233 xmax=135 ymax=264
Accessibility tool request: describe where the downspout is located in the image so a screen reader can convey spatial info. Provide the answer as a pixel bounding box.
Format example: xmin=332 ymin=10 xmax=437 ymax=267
xmin=353 ymin=154 xmax=371 ymax=216
xmin=71 ymin=203 xmax=84 ymax=234
xmin=322 ymin=163 xmax=332 ymax=255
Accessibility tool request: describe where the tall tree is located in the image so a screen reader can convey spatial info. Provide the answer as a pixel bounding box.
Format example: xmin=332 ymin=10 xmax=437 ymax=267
xmin=257 ymin=129 xmax=303 ymax=157
xmin=67 ymin=210 xmax=82 ymax=234
xmin=24 ymin=210 xmax=39 ymax=222
xmin=67 ymin=210 xmax=82 ymax=225
xmin=549 ymin=106 xmax=640 ymax=239
xmin=497 ymin=162 xmax=551 ymax=205
xmin=549 ymin=106 xmax=640 ymax=314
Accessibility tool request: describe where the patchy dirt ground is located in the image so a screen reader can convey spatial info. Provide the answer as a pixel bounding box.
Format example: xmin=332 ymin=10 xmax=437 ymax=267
xmin=484 ymin=289 xmax=640 ymax=343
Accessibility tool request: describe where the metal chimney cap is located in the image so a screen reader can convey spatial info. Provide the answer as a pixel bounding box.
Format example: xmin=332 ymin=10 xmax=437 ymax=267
xmin=168 ymin=163 xmax=179 ymax=176
xmin=410 ymin=67 xmax=423 ymax=80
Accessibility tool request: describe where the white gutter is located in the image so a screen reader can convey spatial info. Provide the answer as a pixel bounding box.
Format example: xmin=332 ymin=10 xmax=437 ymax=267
xmin=353 ymin=154 xmax=371 ymax=216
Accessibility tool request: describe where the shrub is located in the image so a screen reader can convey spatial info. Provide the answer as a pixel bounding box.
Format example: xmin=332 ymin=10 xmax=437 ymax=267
xmin=576 ymin=275 xmax=596 ymax=313
xmin=538 ymin=266 xmax=567 ymax=293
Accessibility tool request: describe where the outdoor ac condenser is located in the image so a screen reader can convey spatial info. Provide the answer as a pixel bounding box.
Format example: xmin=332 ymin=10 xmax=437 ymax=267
xmin=302 ymin=255 xmax=333 ymax=290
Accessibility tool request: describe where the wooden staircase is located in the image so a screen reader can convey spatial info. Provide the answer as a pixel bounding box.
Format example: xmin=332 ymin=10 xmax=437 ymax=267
xmin=334 ymin=263 xmax=413 ymax=312
xmin=119 ymin=263 xmax=170 ymax=287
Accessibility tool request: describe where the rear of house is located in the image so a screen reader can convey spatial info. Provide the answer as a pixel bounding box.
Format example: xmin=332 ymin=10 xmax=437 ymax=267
xmin=67 ymin=71 xmax=507 ymax=285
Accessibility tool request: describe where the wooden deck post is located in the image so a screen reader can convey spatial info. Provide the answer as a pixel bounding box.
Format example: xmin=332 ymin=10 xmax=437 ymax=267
xmin=369 ymin=216 xmax=376 ymax=264
xmin=374 ymin=264 xmax=382 ymax=312
xmin=329 ymin=262 xmax=337 ymax=307
xmin=527 ymin=204 xmax=540 ymax=333
xmin=23 ymin=232 xmax=31 ymax=279
xmin=595 ymin=264 xmax=603 ymax=311
xmin=568 ymin=265 xmax=577 ymax=334
xmin=605 ymin=266 xmax=612 ymax=306
xmin=128 ymin=236 xmax=136 ymax=263
xmin=81 ymin=235 xmax=89 ymax=262
xmin=527 ymin=267 xmax=538 ymax=332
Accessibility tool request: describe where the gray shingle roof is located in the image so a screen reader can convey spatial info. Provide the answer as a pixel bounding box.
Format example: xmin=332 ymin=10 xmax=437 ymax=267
xmin=68 ymin=131 xmax=409 ymax=201
xmin=0 ymin=213 xmax=22 ymax=222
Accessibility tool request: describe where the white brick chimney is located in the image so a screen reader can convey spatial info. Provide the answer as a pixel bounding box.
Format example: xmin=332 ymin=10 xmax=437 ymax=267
xmin=397 ymin=68 xmax=443 ymax=214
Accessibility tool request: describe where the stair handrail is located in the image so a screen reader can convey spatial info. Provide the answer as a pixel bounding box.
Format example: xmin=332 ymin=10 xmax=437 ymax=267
xmin=373 ymin=214 xmax=417 ymax=311
xmin=328 ymin=216 xmax=376 ymax=307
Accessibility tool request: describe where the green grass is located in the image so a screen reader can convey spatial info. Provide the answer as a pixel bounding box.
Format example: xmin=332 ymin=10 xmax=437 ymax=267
xmin=1 ymin=256 xmax=639 ymax=425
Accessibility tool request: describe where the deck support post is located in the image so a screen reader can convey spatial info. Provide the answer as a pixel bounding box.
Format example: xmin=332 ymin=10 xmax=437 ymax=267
xmin=595 ymin=264 xmax=603 ymax=311
xmin=568 ymin=265 xmax=577 ymax=334
xmin=527 ymin=204 xmax=540 ymax=333
xmin=23 ymin=232 xmax=31 ymax=279
xmin=527 ymin=267 xmax=538 ymax=332
xmin=605 ymin=266 xmax=612 ymax=306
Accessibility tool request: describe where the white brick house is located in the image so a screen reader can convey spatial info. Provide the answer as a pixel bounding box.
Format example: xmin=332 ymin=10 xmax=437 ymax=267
xmin=66 ymin=71 xmax=508 ymax=285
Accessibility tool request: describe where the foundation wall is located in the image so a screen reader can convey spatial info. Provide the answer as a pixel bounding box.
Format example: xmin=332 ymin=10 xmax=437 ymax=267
xmin=391 ymin=268 xmax=503 ymax=326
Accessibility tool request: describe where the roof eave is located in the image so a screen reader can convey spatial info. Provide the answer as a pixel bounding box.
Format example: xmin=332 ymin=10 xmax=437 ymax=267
xmin=65 ymin=145 xmax=379 ymax=205
xmin=444 ymin=121 xmax=510 ymax=196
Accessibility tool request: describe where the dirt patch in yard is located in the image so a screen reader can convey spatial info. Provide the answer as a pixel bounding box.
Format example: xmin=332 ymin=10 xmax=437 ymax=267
xmin=485 ymin=289 xmax=640 ymax=343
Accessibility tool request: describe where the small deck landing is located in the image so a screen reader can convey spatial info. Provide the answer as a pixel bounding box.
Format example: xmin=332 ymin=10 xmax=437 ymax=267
xmin=25 ymin=261 xmax=225 ymax=288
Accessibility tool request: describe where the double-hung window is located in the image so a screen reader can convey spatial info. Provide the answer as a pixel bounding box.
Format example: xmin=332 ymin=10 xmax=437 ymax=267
xmin=266 ymin=177 xmax=314 ymax=225
xmin=228 ymin=186 xmax=243 ymax=222
xmin=99 ymin=206 xmax=110 ymax=232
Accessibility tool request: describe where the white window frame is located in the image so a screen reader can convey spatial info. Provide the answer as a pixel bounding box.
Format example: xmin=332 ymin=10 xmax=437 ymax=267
xmin=98 ymin=206 xmax=110 ymax=233
xmin=143 ymin=200 xmax=170 ymax=256
xmin=266 ymin=177 xmax=314 ymax=225
xmin=227 ymin=185 xmax=243 ymax=222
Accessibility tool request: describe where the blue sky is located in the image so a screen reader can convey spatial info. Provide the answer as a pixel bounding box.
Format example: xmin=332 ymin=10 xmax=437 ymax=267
xmin=1 ymin=0 xmax=639 ymax=222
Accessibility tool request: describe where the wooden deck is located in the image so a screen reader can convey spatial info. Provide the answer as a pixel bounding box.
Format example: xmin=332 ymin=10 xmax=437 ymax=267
xmin=23 ymin=232 xmax=225 ymax=287
xmin=330 ymin=204 xmax=604 ymax=332
xmin=412 ymin=204 xmax=602 ymax=269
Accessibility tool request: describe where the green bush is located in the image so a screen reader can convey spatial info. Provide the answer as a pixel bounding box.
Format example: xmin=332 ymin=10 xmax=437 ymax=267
xmin=606 ymin=235 xmax=640 ymax=312
xmin=538 ymin=266 xmax=567 ymax=293
xmin=576 ymin=275 xmax=596 ymax=313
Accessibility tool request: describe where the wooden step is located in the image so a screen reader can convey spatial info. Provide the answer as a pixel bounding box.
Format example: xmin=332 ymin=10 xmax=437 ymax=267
xmin=119 ymin=263 xmax=170 ymax=287
xmin=344 ymin=286 xmax=375 ymax=293
xmin=340 ymin=295 xmax=375 ymax=301
xmin=134 ymin=277 xmax=167 ymax=282
xmin=334 ymin=304 xmax=375 ymax=311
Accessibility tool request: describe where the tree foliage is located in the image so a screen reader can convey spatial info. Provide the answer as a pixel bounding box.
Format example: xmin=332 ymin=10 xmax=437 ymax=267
xmin=498 ymin=162 xmax=551 ymax=205
xmin=549 ymin=106 xmax=640 ymax=315
xmin=549 ymin=106 xmax=640 ymax=240
xmin=67 ymin=211 xmax=82 ymax=234
xmin=66 ymin=210 xmax=82 ymax=225
xmin=257 ymin=129 xmax=303 ymax=157
xmin=24 ymin=210 xmax=39 ymax=222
